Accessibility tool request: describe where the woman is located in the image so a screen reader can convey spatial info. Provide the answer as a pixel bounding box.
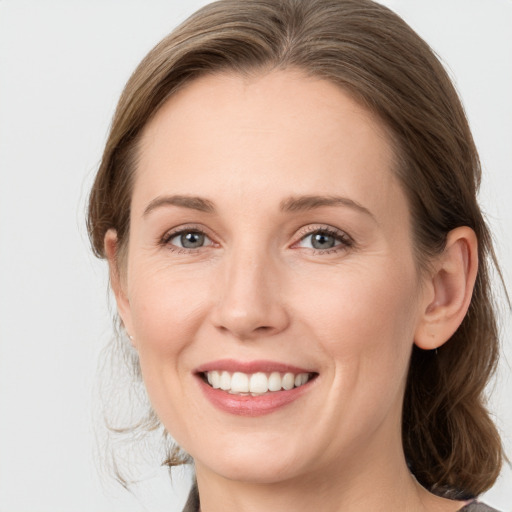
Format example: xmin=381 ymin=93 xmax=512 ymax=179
xmin=87 ymin=0 xmax=506 ymax=510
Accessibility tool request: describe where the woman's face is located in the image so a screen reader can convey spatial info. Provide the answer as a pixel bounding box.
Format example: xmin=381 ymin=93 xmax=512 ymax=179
xmin=114 ymin=70 xmax=430 ymax=485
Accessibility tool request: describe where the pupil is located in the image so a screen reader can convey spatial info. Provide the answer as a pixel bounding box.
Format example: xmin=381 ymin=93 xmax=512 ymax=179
xmin=181 ymin=232 xmax=204 ymax=248
xmin=312 ymin=232 xmax=335 ymax=249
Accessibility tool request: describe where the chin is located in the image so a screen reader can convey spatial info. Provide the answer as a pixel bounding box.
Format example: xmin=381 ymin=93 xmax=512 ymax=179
xmin=192 ymin=437 xmax=308 ymax=484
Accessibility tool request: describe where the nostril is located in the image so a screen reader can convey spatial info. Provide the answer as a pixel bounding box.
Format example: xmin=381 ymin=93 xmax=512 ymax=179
xmin=211 ymin=297 xmax=290 ymax=339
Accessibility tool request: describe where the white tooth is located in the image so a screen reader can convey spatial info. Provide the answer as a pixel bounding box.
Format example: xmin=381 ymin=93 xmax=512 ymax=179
xmin=249 ymin=372 xmax=268 ymax=393
xmin=268 ymin=372 xmax=282 ymax=392
xmin=282 ymin=372 xmax=295 ymax=390
xmin=294 ymin=374 xmax=302 ymax=387
xmin=220 ymin=371 xmax=231 ymax=391
xmin=231 ymin=372 xmax=249 ymax=393
xmin=210 ymin=371 xmax=220 ymax=389
xmin=300 ymin=373 xmax=309 ymax=386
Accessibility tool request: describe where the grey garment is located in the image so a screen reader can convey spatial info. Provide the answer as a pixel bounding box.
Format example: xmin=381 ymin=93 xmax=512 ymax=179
xmin=181 ymin=485 xmax=501 ymax=512
xmin=459 ymin=503 xmax=501 ymax=512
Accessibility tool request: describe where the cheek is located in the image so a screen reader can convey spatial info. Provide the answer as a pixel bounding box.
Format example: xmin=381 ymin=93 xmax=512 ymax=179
xmin=125 ymin=261 xmax=214 ymax=385
xmin=298 ymin=258 xmax=420 ymax=380
xmin=125 ymin=264 xmax=211 ymax=429
xmin=295 ymin=261 xmax=420 ymax=446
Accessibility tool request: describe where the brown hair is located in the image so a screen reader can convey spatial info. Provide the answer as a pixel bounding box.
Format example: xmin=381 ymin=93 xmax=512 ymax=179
xmin=88 ymin=0 xmax=504 ymax=497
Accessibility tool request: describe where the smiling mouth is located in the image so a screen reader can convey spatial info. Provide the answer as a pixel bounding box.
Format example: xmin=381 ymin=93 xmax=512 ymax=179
xmin=200 ymin=370 xmax=318 ymax=396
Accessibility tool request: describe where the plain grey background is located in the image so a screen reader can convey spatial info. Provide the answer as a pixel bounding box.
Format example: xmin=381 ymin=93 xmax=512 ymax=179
xmin=0 ymin=1 xmax=510 ymax=511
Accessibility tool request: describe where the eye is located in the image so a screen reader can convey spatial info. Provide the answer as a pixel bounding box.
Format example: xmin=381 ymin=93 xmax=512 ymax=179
xmin=295 ymin=227 xmax=353 ymax=252
xmin=164 ymin=229 xmax=214 ymax=250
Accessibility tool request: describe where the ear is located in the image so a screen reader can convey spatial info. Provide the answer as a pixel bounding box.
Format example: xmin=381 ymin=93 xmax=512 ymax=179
xmin=104 ymin=229 xmax=135 ymax=343
xmin=414 ymin=226 xmax=478 ymax=350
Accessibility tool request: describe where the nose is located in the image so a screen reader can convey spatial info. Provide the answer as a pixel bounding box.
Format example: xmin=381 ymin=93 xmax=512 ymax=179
xmin=210 ymin=246 xmax=290 ymax=340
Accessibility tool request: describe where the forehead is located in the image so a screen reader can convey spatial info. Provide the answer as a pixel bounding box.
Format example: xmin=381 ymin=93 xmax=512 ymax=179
xmin=134 ymin=69 xmax=405 ymax=223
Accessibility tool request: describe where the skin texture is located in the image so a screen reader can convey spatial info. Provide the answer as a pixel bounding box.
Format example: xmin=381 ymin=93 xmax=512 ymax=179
xmin=106 ymin=70 xmax=478 ymax=512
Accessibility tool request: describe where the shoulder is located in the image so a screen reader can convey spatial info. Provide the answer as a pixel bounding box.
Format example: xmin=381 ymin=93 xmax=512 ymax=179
xmin=458 ymin=502 xmax=502 ymax=512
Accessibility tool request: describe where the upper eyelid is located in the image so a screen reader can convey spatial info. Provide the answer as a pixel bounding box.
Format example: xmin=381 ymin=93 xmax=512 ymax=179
xmin=294 ymin=224 xmax=353 ymax=241
xmin=161 ymin=224 xmax=214 ymax=242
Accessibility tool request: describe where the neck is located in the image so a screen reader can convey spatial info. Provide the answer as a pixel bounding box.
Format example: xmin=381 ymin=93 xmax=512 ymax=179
xmin=193 ymin=438 xmax=462 ymax=512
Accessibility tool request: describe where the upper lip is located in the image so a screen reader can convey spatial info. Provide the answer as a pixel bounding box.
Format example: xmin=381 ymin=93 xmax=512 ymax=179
xmin=194 ymin=359 xmax=315 ymax=375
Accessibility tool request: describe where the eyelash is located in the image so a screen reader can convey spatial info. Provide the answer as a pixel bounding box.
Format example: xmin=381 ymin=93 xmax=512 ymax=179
xmin=293 ymin=225 xmax=354 ymax=253
xmin=159 ymin=224 xmax=354 ymax=254
xmin=160 ymin=225 xmax=215 ymax=253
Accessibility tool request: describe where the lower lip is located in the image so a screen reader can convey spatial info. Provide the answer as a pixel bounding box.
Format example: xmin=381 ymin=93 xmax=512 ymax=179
xmin=196 ymin=376 xmax=315 ymax=417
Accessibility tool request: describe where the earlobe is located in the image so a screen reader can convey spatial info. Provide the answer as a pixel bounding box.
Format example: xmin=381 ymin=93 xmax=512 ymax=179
xmin=414 ymin=227 xmax=478 ymax=350
xmin=104 ymin=229 xmax=134 ymax=340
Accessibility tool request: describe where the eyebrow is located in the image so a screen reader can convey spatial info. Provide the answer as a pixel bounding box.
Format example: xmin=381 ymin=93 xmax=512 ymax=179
xmin=280 ymin=195 xmax=376 ymax=221
xmin=143 ymin=193 xmax=375 ymax=221
xmin=143 ymin=195 xmax=216 ymax=216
